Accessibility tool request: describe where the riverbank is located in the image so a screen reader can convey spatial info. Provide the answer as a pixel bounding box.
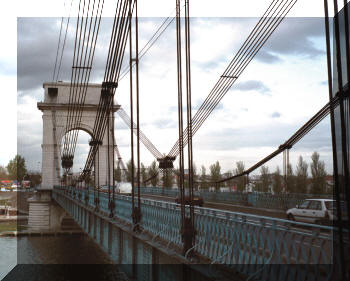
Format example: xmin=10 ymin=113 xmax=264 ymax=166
xmin=0 ymin=221 xmax=17 ymax=232
xmin=0 ymin=215 xmax=27 ymax=222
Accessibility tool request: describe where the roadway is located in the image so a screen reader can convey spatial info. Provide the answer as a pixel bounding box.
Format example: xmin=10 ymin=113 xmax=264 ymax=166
xmin=62 ymin=188 xmax=335 ymax=267
xmin=136 ymin=193 xmax=333 ymax=266
xmin=139 ymin=193 xmax=333 ymax=238
xmin=139 ymin=193 xmax=287 ymax=219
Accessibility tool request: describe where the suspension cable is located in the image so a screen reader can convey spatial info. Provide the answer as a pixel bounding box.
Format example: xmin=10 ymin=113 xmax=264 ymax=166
xmin=168 ymin=0 xmax=298 ymax=158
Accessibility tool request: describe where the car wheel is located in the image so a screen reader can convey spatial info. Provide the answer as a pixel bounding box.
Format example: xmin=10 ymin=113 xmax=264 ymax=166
xmin=287 ymin=214 xmax=295 ymax=221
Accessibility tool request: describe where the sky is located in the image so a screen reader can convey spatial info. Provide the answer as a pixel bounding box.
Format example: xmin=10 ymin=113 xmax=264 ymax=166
xmin=1 ymin=0 xmax=346 ymax=176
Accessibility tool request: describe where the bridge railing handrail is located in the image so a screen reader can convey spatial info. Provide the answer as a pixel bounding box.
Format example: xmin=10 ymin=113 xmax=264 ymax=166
xmin=53 ymin=185 xmax=344 ymax=279
xmin=53 ymin=185 xmax=336 ymax=235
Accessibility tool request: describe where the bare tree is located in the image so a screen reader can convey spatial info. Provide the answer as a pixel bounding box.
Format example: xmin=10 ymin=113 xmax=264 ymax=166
xmin=235 ymin=161 xmax=245 ymax=191
xmin=285 ymin=164 xmax=295 ymax=193
xmin=114 ymin=166 xmax=122 ymax=182
xmin=209 ymin=161 xmax=221 ymax=191
xmin=125 ymin=160 xmax=135 ymax=183
xmin=0 ymin=165 xmax=8 ymax=179
xmin=273 ymin=166 xmax=283 ymax=193
xmin=148 ymin=160 xmax=159 ymax=187
xmin=310 ymin=152 xmax=327 ymax=194
xmin=295 ymin=156 xmax=308 ymax=193
xmin=256 ymin=165 xmax=271 ymax=192
xmin=141 ymin=163 xmax=147 ymax=185
xmin=162 ymin=169 xmax=173 ymax=188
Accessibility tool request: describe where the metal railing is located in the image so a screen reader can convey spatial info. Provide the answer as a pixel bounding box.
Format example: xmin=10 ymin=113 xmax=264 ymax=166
xmin=136 ymin=187 xmax=333 ymax=211
xmin=53 ymin=186 xmax=340 ymax=281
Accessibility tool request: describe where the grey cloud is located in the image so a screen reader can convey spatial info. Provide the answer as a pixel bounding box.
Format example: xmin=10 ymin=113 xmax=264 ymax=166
xmin=254 ymin=50 xmax=281 ymax=63
xmin=153 ymin=118 xmax=177 ymax=129
xmin=17 ymin=17 xmax=115 ymax=95
xmin=193 ymin=100 xmax=224 ymax=111
xmin=17 ymin=16 xmax=174 ymax=100
xmin=255 ymin=18 xmax=326 ymax=63
xmin=271 ymin=112 xmax=281 ymax=118
xmin=234 ymin=80 xmax=270 ymax=94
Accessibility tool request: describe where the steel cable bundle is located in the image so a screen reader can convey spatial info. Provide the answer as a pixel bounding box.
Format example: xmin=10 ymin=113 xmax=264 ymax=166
xmin=61 ymin=0 xmax=105 ymax=173
xmin=168 ymin=0 xmax=298 ymax=158
xmin=117 ymin=108 xmax=163 ymax=159
xmin=81 ymin=0 xmax=135 ymax=180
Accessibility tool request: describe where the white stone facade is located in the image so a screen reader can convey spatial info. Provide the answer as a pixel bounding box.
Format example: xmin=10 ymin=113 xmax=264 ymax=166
xmin=38 ymin=82 xmax=119 ymax=189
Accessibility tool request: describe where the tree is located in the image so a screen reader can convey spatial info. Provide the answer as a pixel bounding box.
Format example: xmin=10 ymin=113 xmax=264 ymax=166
xmin=7 ymin=155 xmax=27 ymax=181
xmin=125 ymin=160 xmax=135 ymax=183
xmin=148 ymin=160 xmax=159 ymax=187
xmin=0 ymin=165 xmax=8 ymax=179
xmin=256 ymin=165 xmax=271 ymax=192
xmin=295 ymin=155 xmax=308 ymax=193
xmin=235 ymin=161 xmax=245 ymax=191
xmin=199 ymin=165 xmax=208 ymax=190
xmin=209 ymin=161 xmax=221 ymax=191
xmin=272 ymin=166 xmax=283 ymax=193
xmin=114 ymin=166 xmax=122 ymax=182
xmin=192 ymin=163 xmax=198 ymax=182
xmin=285 ymin=164 xmax=295 ymax=193
xmin=225 ymin=172 xmax=233 ymax=189
xmin=26 ymin=172 xmax=42 ymax=187
xmin=141 ymin=163 xmax=147 ymax=185
xmin=191 ymin=163 xmax=199 ymax=190
xmin=173 ymin=167 xmax=180 ymax=187
xmin=162 ymin=169 xmax=173 ymax=188
xmin=310 ymin=152 xmax=327 ymax=194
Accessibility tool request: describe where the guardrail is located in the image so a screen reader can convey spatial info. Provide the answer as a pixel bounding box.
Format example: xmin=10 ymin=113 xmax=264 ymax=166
xmin=53 ymin=186 xmax=339 ymax=281
xmin=136 ymin=187 xmax=333 ymax=210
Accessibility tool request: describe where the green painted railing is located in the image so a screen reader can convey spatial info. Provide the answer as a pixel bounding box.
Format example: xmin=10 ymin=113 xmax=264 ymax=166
xmin=137 ymin=187 xmax=333 ymax=210
xmin=53 ymin=186 xmax=341 ymax=281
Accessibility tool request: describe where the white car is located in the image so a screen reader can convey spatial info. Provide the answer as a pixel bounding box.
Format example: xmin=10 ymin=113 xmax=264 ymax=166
xmin=286 ymin=199 xmax=336 ymax=225
xmin=116 ymin=182 xmax=132 ymax=195
xmin=98 ymin=183 xmax=132 ymax=195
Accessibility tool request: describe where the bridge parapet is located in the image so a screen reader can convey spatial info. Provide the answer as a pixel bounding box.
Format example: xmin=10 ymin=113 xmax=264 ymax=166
xmin=136 ymin=187 xmax=333 ymax=210
xmin=53 ymin=186 xmax=346 ymax=281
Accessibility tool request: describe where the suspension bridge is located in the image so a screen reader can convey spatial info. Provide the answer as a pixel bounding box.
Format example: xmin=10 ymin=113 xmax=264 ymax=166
xmin=26 ymin=0 xmax=350 ymax=280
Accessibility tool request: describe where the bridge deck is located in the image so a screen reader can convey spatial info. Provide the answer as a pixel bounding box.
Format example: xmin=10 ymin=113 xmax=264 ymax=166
xmin=53 ymin=186 xmax=345 ymax=281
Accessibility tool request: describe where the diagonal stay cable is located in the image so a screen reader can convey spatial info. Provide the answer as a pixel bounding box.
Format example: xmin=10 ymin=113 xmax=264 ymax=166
xmin=168 ymin=0 xmax=297 ymax=158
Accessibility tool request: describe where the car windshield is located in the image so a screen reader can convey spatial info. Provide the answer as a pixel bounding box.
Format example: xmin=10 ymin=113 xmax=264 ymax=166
xmin=299 ymin=200 xmax=310 ymax=209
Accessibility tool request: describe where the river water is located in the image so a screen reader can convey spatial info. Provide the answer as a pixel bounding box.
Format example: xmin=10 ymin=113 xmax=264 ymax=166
xmin=0 ymin=235 xmax=130 ymax=281
xmin=0 ymin=237 xmax=16 ymax=280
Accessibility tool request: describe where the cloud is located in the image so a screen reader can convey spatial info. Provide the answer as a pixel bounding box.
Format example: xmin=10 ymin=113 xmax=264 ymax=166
xmin=254 ymin=17 xmax=326 ymax=63
xmin=15 ymin=16 xmax=333 ymax=173
xmin=153 ymin=118 xmax=177 ymax=129
xmin=197 ymin=119 xmax=332 ymax=153
xmin=234 ymin=80 xmax=270 ymax=94
xmin=0 ymin=60 xmax=16 ymax=76
xmin=193 ymin=100 xmax=224 ymax=111
xmin=17 ymin=17 xmax=116 ymax=94
xmin=271 ymin=112 xmax=281 ymax=118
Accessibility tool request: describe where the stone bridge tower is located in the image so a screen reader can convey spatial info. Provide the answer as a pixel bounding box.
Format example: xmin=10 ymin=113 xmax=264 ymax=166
xmin=37 ymin=82 xmax=119 ymax=189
